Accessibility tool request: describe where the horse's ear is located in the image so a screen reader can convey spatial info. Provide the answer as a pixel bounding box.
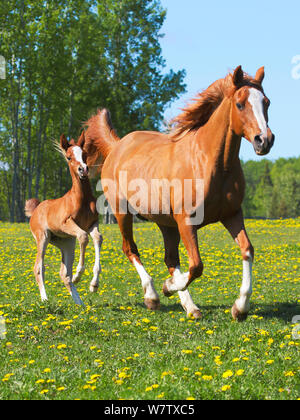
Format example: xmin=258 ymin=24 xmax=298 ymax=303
xmin=77 ymin=131 xmax=86 ymax=149
xmin=255 ymin=66 xmax=265 ymax=84
xmin=232 ymin=65 xmax=244 ymax=87
xmin=60 ymin=134 xmax=70 ymax=151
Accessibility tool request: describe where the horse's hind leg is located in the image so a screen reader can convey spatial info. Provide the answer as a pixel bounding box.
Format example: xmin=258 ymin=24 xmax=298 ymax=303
xmin=116 ymin=213 xmax=160 ymax=310
xmin=159 ymin=225 xmax=201 ymax=319
xmin=33 ymin=231 xmax=50 ymax=302
xmin=72 ymin=234 xmax=89 ymax=285
xmin=89 ymin=222 xmax=103 ymax=293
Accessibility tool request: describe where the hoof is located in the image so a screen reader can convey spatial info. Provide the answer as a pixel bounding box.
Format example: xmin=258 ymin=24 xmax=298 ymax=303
xmin=231 ymin=303 xmax=248 ymax=322
xmin=189 ymin=309 xmax=202 ymax=320
xmin=145 ymin=298 xmax=161 ymax=311
xmin=72 ymin=277 xmax=81 ymax=285
xmin=162 ymin=280 xmax=175 ymax=298
xmin=89 ymin=284 xmax=99 ymax=293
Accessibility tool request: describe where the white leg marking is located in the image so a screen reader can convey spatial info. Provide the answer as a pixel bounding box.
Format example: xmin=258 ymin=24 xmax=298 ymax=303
xmin=133 ymin=258 xmax=159 ymax=301
xmin=36 ymin=260 xmax=48 ymax=302
xmin=89 ymin=225 xmax=103 ymax=293
xmin=235 ymin=252 xmax=253 ymax=314
xmin=40 ymin=283 xmax=48 ymax=302
xmin=178 ymin=289 xmax=200 ymax=317
xmin=165 ymin=266 xmax=189 ymax=293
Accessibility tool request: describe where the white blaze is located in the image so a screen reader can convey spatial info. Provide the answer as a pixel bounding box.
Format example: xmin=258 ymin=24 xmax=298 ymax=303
xmin=248 ymin=88 xmax=268 ymax=138
xmin=73 ymin=146 xmax=87 ymax=169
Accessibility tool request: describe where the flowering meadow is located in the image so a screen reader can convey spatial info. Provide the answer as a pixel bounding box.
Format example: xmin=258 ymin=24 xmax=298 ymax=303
xmin=0 ymin=219 xmax=299 ymax=400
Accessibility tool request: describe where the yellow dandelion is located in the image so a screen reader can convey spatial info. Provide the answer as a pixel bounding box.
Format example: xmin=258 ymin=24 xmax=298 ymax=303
xmin=223 ymin=370 xmax=233 ymax=379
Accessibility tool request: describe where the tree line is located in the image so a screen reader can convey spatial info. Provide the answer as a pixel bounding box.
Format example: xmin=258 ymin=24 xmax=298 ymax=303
xmin=242 ymin=158 xmax=300 ymax=219
xmin=0 ymin=0 xmax=186 ymax=222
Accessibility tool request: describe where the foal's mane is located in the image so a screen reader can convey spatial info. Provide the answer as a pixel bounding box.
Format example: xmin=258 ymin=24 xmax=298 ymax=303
xmin=170 ymin=70 xmax=262 ymax=140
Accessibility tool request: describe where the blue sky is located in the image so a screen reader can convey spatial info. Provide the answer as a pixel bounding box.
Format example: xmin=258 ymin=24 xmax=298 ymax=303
xmin=160 ymin=0 xmax=300 ymax=161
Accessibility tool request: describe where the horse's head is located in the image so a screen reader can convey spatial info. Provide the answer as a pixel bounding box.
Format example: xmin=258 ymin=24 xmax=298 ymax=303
xmin=231 ymin=66 xmax=275 ymax=156
xmin=60 ymin=131 xmax=89 ymax=179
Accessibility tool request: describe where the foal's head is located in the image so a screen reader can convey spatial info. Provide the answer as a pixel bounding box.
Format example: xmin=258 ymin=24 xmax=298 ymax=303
xmin=231 ymin=66 xmax=275 ymax=156
xmin=60 ymin=132 xmax=89 ymax=179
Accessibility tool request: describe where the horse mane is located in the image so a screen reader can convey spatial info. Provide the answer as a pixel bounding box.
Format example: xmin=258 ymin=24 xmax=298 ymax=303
xmin=169 ymin=70 xmax=262 ymax=140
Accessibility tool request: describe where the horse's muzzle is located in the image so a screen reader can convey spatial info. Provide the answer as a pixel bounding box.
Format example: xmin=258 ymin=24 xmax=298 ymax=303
xmin=253 ymin=133 xmax=275 ymax=156
xmin=78 ymin=166 xmax=89 ymax=179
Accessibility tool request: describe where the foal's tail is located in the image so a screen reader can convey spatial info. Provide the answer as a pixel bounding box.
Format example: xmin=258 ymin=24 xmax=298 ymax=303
xmin=83 ymin=109 xmax=120 ymax=178
xmin=25 ymin=198 xmax=40 ymax=218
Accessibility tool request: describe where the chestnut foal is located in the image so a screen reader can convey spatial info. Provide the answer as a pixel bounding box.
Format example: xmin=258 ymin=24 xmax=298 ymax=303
xmin=25 ymin=132 xmax=102 ymax=305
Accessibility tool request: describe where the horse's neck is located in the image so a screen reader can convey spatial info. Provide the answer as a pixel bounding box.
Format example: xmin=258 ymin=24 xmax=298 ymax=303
xmin=70 ymin=171 xmax=93 ymax=203
xmin=197 ymin=97 xmax=241 ymax=172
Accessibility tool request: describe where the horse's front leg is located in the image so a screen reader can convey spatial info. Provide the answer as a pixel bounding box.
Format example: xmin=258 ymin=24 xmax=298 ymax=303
xmin=222 ymin=209 xmax=254 ymax=322
xmin=162 ymin=221 xmax=203 ymax=319
xmin=116 ymin=212 xmax=160 ymax=311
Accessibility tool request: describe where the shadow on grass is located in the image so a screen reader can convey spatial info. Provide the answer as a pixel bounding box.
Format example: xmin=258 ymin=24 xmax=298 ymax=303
xmin=136 ymin=300 xmax=299 ymax=322
xmin=252 ymin=301 xmax=299 ymax=321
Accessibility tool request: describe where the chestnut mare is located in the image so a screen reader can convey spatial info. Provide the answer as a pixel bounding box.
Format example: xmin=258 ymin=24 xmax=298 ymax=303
xmin=25 ymin=132 xmax=102 ymax=305
xmin=84 ymin=66 xmax=275 ymax=321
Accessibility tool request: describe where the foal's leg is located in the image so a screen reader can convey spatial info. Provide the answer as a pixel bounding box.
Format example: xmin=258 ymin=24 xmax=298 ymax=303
xmin=60 ymin=218 xmax=89 ymax=285
xmin=58 ymin=237 xmax=84 ymax=306
xmin=89 ymin=223 xmax=103 ymax=293
xmin=72 ymin=235 xmax=89 ymax=285
xmin=222 ymin=209 xmax=254 ymax=322
xmin=116 ymin=213 xmax=160 ymax=310
xmin=34 ymin=231 xmax=50 ymax=302
xmin=158 ymin=225 xmax=201 ymax=318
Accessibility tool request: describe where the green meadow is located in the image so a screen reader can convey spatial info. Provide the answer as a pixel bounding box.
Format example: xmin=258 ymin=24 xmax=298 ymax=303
xmin=0 ymin=219 xmax=299 ymax=400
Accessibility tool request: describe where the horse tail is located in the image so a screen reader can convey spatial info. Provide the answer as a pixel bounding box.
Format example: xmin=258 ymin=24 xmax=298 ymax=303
xmin=25 ymin=198 xmax=40 ymax=218
xmin=84 ymin=109 xmax=120 ymax=178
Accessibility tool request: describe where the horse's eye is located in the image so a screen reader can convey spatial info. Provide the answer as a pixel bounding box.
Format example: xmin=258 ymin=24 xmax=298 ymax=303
xmin=236 ymin=103 xmax=244 ymax=111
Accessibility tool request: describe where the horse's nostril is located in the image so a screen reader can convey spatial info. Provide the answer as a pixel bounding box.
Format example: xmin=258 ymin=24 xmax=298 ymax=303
xmin=254 ymin=135 xmax=263 ymax=145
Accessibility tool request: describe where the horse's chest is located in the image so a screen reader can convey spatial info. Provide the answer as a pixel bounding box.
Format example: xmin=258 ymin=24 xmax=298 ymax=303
xmin=204 ymin=173 xmax=245 ymax=221
xmin=73 ymin=201 xmax=98 ymax=231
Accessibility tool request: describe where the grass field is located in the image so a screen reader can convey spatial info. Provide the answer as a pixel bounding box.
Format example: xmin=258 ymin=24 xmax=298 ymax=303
xmin=0 ymin=219 xmax=299 ymax=400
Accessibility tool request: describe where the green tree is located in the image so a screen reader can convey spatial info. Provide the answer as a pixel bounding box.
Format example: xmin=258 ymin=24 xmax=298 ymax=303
xmin=253 ymin=161 xmax=274 ymax=218
xmin=0 ymin=0 xmax=186 ymax=222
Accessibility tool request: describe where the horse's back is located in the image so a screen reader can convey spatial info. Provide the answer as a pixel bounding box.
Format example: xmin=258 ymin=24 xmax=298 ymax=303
xmin=102 ymin=130 xmax=175 ymax=178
